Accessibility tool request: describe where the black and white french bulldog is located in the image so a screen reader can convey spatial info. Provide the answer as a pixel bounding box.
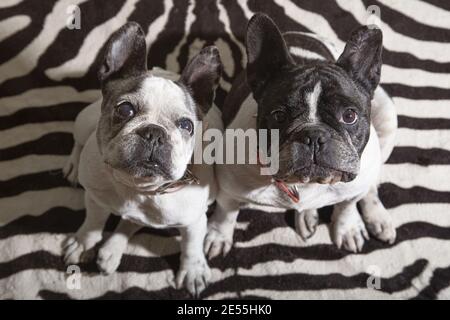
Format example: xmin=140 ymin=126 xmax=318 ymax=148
xmin=62 ymin=22 xmax=223 ymax=296
xmin=205 ymin=13 xmax=397 ymax=257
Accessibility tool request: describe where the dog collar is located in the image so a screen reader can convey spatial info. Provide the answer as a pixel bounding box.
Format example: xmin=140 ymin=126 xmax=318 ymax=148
xmin=151 ymin=168 xmax=200 ymax=195
xmin=256 ymin=152 xmax=300 ymax=203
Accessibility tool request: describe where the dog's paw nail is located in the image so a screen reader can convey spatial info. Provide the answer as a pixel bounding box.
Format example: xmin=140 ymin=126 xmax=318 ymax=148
xmin=295 ymin=210 xmax=319 ymax=241
xmin=176 ymin=259 xmax=211 ymax=297
xmin=97 ymin=247 xmax=122 ymax=274
xmin=63 ymin=237 xmax=84 ymax=265
xmin=332 ymin=219 xmax=368 ymax=253
xmin=204 ymin=227 xmax=233 ymax=260
xmin=366 ymin=218 xmax=396 ymax=244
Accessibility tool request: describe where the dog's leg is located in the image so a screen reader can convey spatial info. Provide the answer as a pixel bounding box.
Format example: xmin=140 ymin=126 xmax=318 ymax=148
xmin=359 ymin=185 xmax=396 ymax=244
xmin=204 ymin=192 xmax=240 ymax=259
xmin=295 ymin=209 xmax=319 ymax=240
xmin=176 ymin=213 xmax=211 ymax=297
xmin=63 ymin=142 xmax=82 ymax=185
xmin=331 ymin=199 xmax=369 ymax=253
xmin=371 ymin=87 xmax=397 ymax=163
xmin=63 ymin=100 xmax=101 ymax=185
xmin=96 ymin=219 xmax=142 ymax=274
xmin=63 ymin=193 xmax=110 ymax=264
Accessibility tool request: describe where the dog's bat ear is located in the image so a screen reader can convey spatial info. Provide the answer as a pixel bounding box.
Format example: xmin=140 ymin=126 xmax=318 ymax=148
xmin=336 ymin=26 xmax=383 ymax=99
xmin=98 ymin=22 xmax=147 ymax=86
xmin=179 ymin=46 xmax=223 ymax=115
xmin=246 ymin=13 xmax=295 ymax=100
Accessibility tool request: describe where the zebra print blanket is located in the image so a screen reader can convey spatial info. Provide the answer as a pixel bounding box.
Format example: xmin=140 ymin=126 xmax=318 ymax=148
xmin=0 ymin=0 xmax=449 ymax=300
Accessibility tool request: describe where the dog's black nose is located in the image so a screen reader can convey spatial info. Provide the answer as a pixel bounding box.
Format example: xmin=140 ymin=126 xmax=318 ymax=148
xmin=136 ymin=125 xmax=168 ymax=146
xmin=298 ymin=127 xmax=331 ymax=147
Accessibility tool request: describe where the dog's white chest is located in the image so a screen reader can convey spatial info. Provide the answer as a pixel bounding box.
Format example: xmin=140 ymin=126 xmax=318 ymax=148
xmin=115 ymin=196 xmax=168 ymax=227
xmin=113 ymin=188 xmax=208 ymax=228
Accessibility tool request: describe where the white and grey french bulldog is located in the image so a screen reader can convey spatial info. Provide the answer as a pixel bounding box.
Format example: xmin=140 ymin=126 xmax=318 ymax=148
xmin=205 ymin=13 xmax=397 ymax=257
xmin=62 ymin=22 xmax=223 ymax=296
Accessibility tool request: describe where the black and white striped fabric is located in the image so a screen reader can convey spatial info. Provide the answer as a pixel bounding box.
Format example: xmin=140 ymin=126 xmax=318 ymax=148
xmin=0 ymin=0 xmax=449 ymax=299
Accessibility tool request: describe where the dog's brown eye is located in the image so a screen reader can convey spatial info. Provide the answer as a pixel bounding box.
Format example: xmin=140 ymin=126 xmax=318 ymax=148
xmin=341 ymin=109 xmax=358 ymax=125
xmin=271 ymin=110 xmax=287 ymax=123
xmin=177 ymin=118 xmax=194 ymax=135
xmin=117 ymin=102 xmax=135 ymax=118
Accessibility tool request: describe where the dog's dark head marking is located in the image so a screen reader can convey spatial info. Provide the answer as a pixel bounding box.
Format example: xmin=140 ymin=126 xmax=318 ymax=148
xmin=246 ymin=13 xmax=383 ymax=184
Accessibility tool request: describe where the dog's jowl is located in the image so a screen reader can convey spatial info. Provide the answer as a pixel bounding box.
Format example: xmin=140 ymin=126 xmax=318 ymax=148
xmin=205 ymin=13 xmax=397 ymax=258
xmin=62 ymin=22 xmax=223 ymax=297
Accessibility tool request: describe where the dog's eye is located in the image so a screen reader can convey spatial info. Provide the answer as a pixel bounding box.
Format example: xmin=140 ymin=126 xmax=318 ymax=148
xmin=271 ymin=110 xmax=287 ymax=123
xmin=177 ymin=118 xmax=194 ymax=135
xmin=341 ymin=109 xmax=358 ymax=125
xmin=116 ymin=102 xmax=135 ymax=119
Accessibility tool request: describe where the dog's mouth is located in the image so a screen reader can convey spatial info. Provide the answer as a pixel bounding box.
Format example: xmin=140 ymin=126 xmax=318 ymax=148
xmin=139 ymin=160 xmax=172 ymax=178
xmin=106 ymin=158 xmax=171 ymax=177
xmin=104 ymin=160 xmax=172 ymax=190
xmin=275 ymin=164 xmax=357 ymax=184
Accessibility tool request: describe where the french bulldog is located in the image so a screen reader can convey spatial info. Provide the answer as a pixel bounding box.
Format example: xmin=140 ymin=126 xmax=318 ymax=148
xmin=62 ymin=22 xmax=223 ymax=296
xmin=204 ymin=13 xmax=397 ymax=257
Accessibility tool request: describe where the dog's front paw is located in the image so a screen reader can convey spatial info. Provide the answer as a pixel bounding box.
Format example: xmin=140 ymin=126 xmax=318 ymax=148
xmin=176 ymin=258 xmax=211 ymax=297
xmin=295 ymin=209 xmax=319 ymax=240
xmin=332 ymin=215 xmax=369 ymax=253
xmin=96 ymin=242 xmax=124 ymax=274
xmin=62 ymin=236 xmax=94 ymax=265
xmin=204 ymin=225 xmax=233 ymax=259
xmin=364 ymin=208 xmax=396 ymax=244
